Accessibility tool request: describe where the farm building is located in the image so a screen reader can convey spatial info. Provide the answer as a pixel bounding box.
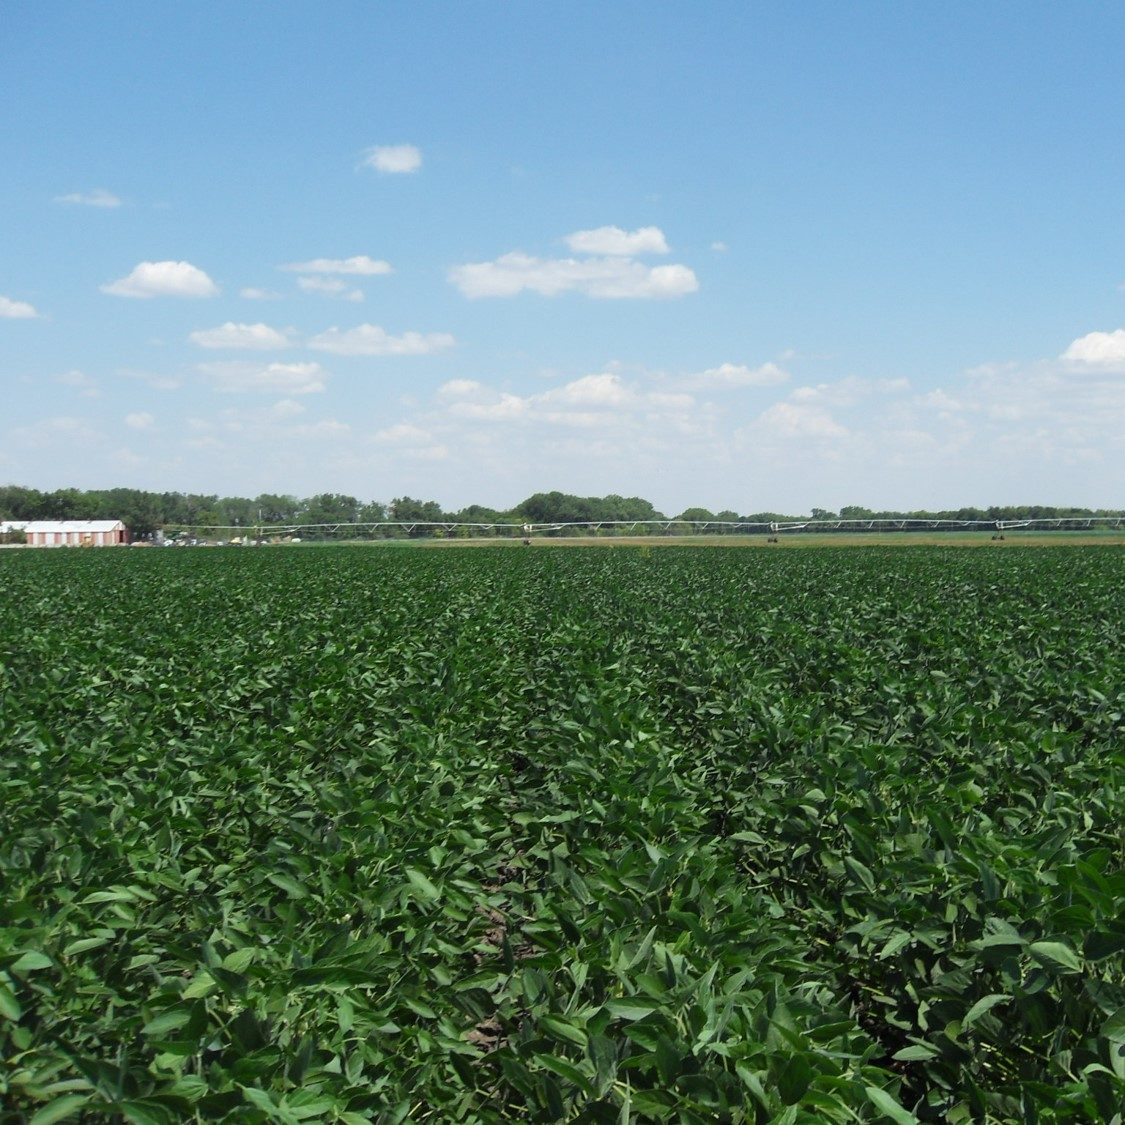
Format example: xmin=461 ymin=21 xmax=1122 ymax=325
xmin=4 ymin=520 xmax=129 ymax=547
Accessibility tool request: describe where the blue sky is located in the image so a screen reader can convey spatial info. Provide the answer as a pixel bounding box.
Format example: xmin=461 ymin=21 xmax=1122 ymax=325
xmin=3 ymin=2 xmax=1124 ymax=514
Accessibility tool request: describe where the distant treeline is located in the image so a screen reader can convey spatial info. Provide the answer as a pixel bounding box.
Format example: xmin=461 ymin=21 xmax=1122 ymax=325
xmin=1 ymin=484 xmax=1121 ymax=539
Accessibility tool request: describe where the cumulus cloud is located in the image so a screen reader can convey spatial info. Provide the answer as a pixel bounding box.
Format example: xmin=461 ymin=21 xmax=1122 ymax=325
xmin=298 ymin=277 xmax=347 ymax=292
xmin=885 ymin=355 xmax=1125 ymax=481
xmin=788 ymin=375 xmax=910 ymax=408
xmin=241 ymin=287 xmax=281 ymax=300
xmin=684 ymin=362 xmax=789 ymax=390
xmin=9 ymin=415 xmax=104 ymax=448
xmin=101 ymin=260 xmax=218 ymax=299
xmin=371 ymin=422 xmax=449 ymax=461
xmin=540 ymin=372 xmax=633 ymax=409
xmin=297 ymin=277 xmax=364 ymax=302
xmin=449 ymin=391 xmax=528 ymax=422
xmin=564 ymin=225 xmax=669 ymax=256
xmin=755 ymin=401 xmax=847 ymax=438
xmin=270 ymin=398 xmax=305 ymax=419
xmin=363 ymin=144 xmax=422 ymax=174
xmin=199 ymin=360 xmax=327 ymax=394
xmin=56 ymin=370 xmax=99 ymax=397
xmin=218 ymin=401 xmax=308 ymax=427
xmin=199 ymin=401 xmax=351 ymax=443
xmin=281 ymin=255 xmax=392 ymax=276
xmin=188 ymin=322 xmax=295 ymax=350
xmin=55 ymin=189 xmax=122 ymax=208
xmin=124 ymin=411 xmax=155 ymax=429
xmin=1061 ymin=329 xmax=1125 ymax=370
xmin=0 ymin=295 xmax=40 ymax=319
xmin=130 ymin=328 xmax=1121 ymax=514
xmin=374 ymin=422 xmax=433 ymax=445
xmin=307 ymin=324 xmax=455 ymax=356
xmin=441 ymin=371 xmax=699 ymax=431
xmin=436 ymin=379 xmax=484 ymax=401
xmin=449 ymin=252 xmax=699 ymax=299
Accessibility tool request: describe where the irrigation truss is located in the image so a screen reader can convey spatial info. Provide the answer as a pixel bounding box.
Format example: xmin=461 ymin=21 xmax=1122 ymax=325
xmin=166 ymin=515 xmax=1125 ymax=540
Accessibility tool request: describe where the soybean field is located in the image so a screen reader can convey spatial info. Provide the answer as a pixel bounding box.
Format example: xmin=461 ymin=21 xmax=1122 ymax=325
xmin=1 ymin=545 xmax=1123 ymax=1123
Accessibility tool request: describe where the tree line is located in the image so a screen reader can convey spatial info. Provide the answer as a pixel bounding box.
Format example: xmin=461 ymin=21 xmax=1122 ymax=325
xmin=0 ymin=484 xmax=1120 ymax=539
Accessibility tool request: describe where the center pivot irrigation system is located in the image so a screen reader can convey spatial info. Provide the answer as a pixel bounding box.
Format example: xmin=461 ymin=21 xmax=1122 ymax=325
xmin=167 ymin=515 xmax=1125 ymax=542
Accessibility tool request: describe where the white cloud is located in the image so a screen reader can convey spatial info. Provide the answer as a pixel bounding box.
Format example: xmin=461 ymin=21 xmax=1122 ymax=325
xmin=921 ymin=388 xmax=962 ymax=415
xmin=372 ymin=422 xmax=448 ymax=460
xmin=895 ymin=357 xmax=1125 ymax=477
xmin=298 ymin=277 xmax=347 ymax=292
xmin=241 ymin=287 xmax=281 ymax=300
xmin=307 ymin=324 xmax=455 ymax=356
xmin=216 ymin=402 xmax=307 ymax=429
xmin=56 ymin=369 xmax=99 ymax=397
xmin=9 ymin=415 xmax=103 ymax=448
xmin=436 ymin=379 xmax=484 ymax=400
xmin=119 ymin=369 xmax=181 ymax=391
xmin=450 ymin=391 xmax=529 ymax=422
xmin=110 ymin=448 xmax=144 ymax=469
xmin=442 ymin=370 xmax=701 ymax=432
xmin=685 ymin=362 xmax=789 ymax=390
xmin=297 ymin=277 xmax=364 ymax=302
xmin=956 ymin=360 xmax=1124 ymax=426
xmin=964 ymin=361 xmax=1019 ymax=380
xmin=199 ymin=360 xmax=327 ymax=394
xmin=449 ymin=252 xmax=699 ymax=299
xmin=17 ymin=314 xmax=1119 ymax=516
xmin=564 ymin=225 xmax=669 ymax=256
xmin=270 ymin=399 xmax=305 ymax=419
xmin=202 ymin=401 xmax=350 ymax=444
xmin=292 ymin=419 xmax=351 ymax=438
xmin=787 ymin=375 xmax=909 ymax=408
xmin=541 ymin=372 xmax=633 ymax=408
xmin=375 ymin=422 xmax=433 ymax=445
xmin=1061 ymin=329 xmax=1125 ymax=370
xmin=755 ymin=401 xmax=847 ymax=438
xmin=188 ymin=322 xmax=295 ymax=350
xmin=710 ymin=241 xmax=729 ymax=252
xmin=363 ymin=144 xmax=422 ymax=174
xmin=182 ymin=434 xmax=221 ymax=451
xmin=281 ymin=255 xmax=393 ymax=276
xmin=55 ymin=189 xmax=122 ymax=208
xmin=0 ymin=295 xmax=39 ymax=319
xmin=101 ymin=260 xmax=218 ymax=299
xmin=124 ymin=411 xmax=155 ymax=429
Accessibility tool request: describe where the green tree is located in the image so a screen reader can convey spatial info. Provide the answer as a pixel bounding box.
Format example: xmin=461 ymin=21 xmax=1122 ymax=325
xmin=0 ymin=486 xmax=43 ymax=520
xmin=300 ymin=495 xmax=362 ymax=536
xmin=358 ymin=500 xmax=388 ymax=524
xmin=255 ymin=494 xmax=301 ymax=523
xmin=390 ymin=496 xmax=444 ymax=521
xmin=517 ymin=492 xmax=665 ymax=526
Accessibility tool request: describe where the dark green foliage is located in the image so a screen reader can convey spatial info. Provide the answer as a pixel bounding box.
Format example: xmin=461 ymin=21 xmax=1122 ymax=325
xmin=4 ymin=481 xmax=1123 ymax=535
xmin=0 ymin=547 xmax=1122 ymax=1121
xmin=517 ymin=492 xmax=665 ymax=524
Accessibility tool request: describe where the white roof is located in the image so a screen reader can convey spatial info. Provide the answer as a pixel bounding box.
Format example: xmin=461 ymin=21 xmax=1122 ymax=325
xmin=19 ymin=520 xmax=126 ymax=533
